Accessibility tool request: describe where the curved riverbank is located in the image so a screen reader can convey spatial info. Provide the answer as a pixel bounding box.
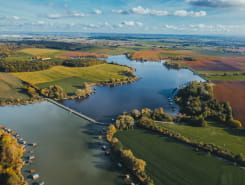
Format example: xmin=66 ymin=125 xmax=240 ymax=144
xmin=0 ymin=127 xmax=27 ymax=185
xmin=61 ymin=55 xmax=205 ymax=122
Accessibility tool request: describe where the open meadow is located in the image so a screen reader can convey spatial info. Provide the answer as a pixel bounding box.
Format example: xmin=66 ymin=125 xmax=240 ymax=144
xmin=0 ymin=72 xmax=29 ymax=99
xmin=11 ymin=64 xmax=133 ymax=93
xmin=159 ymin=122 xmax=245 ymax=155
xmin=116 ymin=129 xmax=245 ymax=185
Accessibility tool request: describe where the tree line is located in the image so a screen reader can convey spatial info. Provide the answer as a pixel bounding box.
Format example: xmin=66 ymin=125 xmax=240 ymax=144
xmin=175 ymin=81 xmax=242 ymax=128
xmin=110 ymin=107 xmax=245 ymax=171
xmin=136 ymin=116 xmax=245 ymax=167
xmin=0 ymin=58 xmax=107 ymax=72
xmin=0 ymin=129 xmax=26 ymax=185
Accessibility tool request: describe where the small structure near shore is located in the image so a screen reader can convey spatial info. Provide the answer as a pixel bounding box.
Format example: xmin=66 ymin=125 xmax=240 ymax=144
xmin=31 ymin=173 xmax=40 ymax=180
xmin=101 ymin=145 xmax=107 ymax=150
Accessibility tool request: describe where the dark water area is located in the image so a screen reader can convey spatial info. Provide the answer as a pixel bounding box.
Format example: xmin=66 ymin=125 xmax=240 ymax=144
xmin=0 ymin=102 xmax=124 ymax=185
xmin=61 ymin=55 xmax=205 ymax=122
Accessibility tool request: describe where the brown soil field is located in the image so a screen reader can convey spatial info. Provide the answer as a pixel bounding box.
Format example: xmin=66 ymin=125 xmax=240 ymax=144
xmin=131 ymin=50 xmax=164 ymax=60
xmin=130 ymin=49 xmax=202 ymax=61
xmin=213 ymin=81 xmax=245 ymax=126
xmin=130 ymin=49 xmax=226 ymax=62
xmin=185 ymin=58 xmax=245 ymax=71
xmin=57 ymin=52 xmax=108 ymax=59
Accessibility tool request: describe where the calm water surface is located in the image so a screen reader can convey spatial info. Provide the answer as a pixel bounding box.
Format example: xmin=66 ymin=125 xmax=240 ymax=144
xmin=61 ymin=55 xmax=205 ymax=122
xmin=0 ymin=102 xmax=123 ymax=185
xmin=0 ymin=55 xmax=205 ymax=185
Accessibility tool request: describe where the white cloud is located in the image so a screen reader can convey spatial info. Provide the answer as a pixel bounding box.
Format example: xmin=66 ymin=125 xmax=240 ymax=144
xmin=80 ymin=22 xmax=113 ymax=30
xmin=187 ymin=0 xmax=245 ymax=8
xmin=112 ymin=6 xmax=206 ymax=17
xmin=12 ymin=16 xmax=21 ymax=20
xmin=122 ymin=21 xmax=143 ymax=26
xmin=112 ymin=9 xmax=129 ymax=14
xmin=0 ymin=16 xmax=21 ymax=20
xmin=163 ymin=23 xmax=245 ymax=34
xmin=37 ymin=21 xmax=46 ymax=25
xmin=173 ymin=10 xmax=206 ymax=17
xmin=47 ymin=11 xmax=89 ymax=19
xmin=164 ymin=25 xmax=178 ymax=30
xmin=94 ymin=9 xmax=102 ymax=15
xmin=47 ymin=14 xmax=63 ymax=19
xmin=131 ymin=6 xmax=169 ymax=16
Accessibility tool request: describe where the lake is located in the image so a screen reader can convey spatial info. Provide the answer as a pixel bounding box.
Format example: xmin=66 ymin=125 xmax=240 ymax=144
xmin=61 ymin=55 xmax=205 ymax=122
xmin=0 ymin=55 xmax=205 ymax=185
xmin=0 ymin=102 xmax=124 ymax=185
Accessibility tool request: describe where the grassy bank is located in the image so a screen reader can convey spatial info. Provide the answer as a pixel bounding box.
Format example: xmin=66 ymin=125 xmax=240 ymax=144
xmin=0 ymin=72 xmax=29 ymax=99
xmin=159 ymin=122 xmax=245 ymax=155
xmin=37 ymin=77 xmax=91 ymax=95
xmin=11 ymin=64 xmax=135 ymax=94
xmin=116 ymin=129 xmax=245 ymax=185
xmin=205 ymin=75 xmax=245 ymax=81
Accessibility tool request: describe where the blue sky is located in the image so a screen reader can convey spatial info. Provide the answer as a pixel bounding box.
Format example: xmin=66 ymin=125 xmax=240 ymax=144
xmin=0 ymin=0 xmax=245 ymax=36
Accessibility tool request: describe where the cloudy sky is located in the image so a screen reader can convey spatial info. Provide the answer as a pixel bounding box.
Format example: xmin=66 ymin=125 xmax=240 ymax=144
xmin=0 ymin=0 xmax=245 ymax=36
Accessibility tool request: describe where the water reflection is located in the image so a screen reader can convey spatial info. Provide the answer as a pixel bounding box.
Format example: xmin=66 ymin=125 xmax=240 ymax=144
xmin=62 ymin=55 xmax=205 ymax=122
xmin=0 ymin=102 xmax=124 ymax=185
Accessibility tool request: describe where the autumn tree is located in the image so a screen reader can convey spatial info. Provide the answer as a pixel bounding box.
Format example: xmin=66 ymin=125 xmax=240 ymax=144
xmin=26 ymin=86 xmax=38 ymax=97
xmin=116 ymin=115 xmax=135 ymax=130
xmin=141 ymin=108 xmax=152 ymax=118
xmin=106 ymin=124 xmax=117 ymax=142
xmin=130 ymin=109 xmax=141 ymax=119
xmin=229 ymin=119 xmax=242 ymax=128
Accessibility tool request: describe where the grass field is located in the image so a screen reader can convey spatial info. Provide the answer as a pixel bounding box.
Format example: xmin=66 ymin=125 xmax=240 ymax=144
xmin=0 ymin=73 xmax=29 ymax=99
xmin=37 ymin=77 xmax=92 ymax=95
xmin=18 ymin=48 xmax=67 ymax=56
xmin=159 ymin=122 xmax=245 ymax=155
xmin=11 ymin=64 xmax=133 ymax=93
xmin=116 ymin=129 xmax=245 ymax=185
xmin=205 ymin=75 xmax=245 ymax=81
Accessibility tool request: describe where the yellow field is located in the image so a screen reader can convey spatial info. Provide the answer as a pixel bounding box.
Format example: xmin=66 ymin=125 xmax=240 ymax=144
xmin=11 ymin=64 xmax=132 ymax=85
xmin=18 ymin=48 xmax=65 ymax=55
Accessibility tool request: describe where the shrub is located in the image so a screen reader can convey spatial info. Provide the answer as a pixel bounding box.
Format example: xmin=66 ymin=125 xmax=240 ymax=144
xmin=229 ymin=119 xmax=242 ymax=128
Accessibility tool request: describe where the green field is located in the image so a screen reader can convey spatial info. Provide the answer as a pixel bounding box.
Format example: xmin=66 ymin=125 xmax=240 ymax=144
xmin=37 ymin=77 xmax=92 ymax=95
xmin=2 ymin=48 xmax=69 ymax=62
xmin=197 ymin=71 xmax=245 ymax=81
xmin=159 ymin=122 xmax=245 ymax=155
xmin=205 ymin=75 xmax=245 ymax=81
xmin=116 ymin=129 xmax=245 ymax=185
xmin=0 ymin=73 xmax=29 ymax=99
xmin=11 ymin=64 xmax=134 ymax=93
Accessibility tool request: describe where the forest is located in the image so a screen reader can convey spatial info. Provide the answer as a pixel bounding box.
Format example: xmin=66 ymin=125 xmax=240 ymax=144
xmin=0 ymin=58 xmax=107 ymax=72
xmin=175 ymin=81 xmax=242 ymax=128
